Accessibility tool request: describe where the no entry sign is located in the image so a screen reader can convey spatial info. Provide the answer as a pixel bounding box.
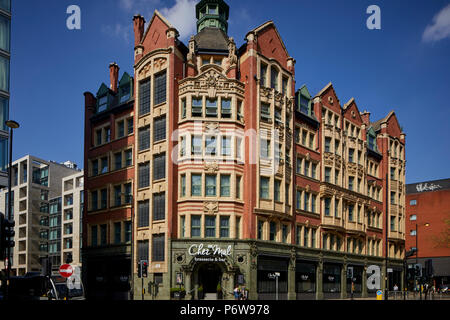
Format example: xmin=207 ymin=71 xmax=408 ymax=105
xmin=59 ymin=264 xmax=74 ymax=278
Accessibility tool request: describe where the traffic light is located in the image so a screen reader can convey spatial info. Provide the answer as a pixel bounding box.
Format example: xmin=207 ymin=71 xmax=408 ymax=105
xmin=138 ymin=260 xmax=149 ymax=278
xmin=407 ymin=266 xmax=415 ymax=280
xmin=0 ymin=212 xmax=15 ymax=260
xmin=347 ymin=267 xmax=353 ymax=279
xmin=414 ymin=264 xmax=422 ymax=278
xmin=142 ymin=260 xmax=148 ymax=278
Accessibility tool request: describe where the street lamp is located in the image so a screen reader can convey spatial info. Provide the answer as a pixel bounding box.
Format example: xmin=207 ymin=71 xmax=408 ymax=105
xmin=415 ymin=222 xmax=429 ymax=300
xmin=121 ymin=192 xmax=134 ymax=300
xmin=4 ymin=120 xmax=20 ymax=301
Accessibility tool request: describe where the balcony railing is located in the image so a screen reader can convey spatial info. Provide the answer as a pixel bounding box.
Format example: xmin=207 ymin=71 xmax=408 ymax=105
xmin=322 ymin=215 xmax=344 ymax=229
xmin=345 ymin=221 xmax=365 ymax=233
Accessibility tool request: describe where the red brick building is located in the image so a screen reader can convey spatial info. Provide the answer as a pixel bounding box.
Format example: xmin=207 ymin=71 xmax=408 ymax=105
xmin=83 ymin=63 xmax=135 ymax=299
xmin=83 ymin=0 xmax=407 ymax=300
xmin=406 ymin=179 xmax=450 ymax=290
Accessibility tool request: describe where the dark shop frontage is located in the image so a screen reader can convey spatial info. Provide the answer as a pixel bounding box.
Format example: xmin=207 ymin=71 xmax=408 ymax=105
xmin=169 ymin=240 xmax=404 ymax=300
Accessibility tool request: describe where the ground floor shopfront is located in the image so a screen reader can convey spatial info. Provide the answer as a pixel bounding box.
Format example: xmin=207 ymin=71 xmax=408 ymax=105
xmin=140 ymin=239 xmax=404 ymax=300
xmin=82 ymin=244 xmax=131 ymax=300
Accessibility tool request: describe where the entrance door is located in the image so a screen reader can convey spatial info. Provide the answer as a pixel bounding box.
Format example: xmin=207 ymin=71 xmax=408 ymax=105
xmin=198 ymin=263 xmax=222 ymax=293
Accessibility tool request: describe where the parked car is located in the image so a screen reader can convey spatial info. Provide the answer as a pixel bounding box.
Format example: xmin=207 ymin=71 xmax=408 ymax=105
xmin=439 ymin=284 xmax=449 ymax=293
xmin=48 ymin=275 xmax=85 ymax=300
xmin=0 ymin=274 xmax=85 ymax=301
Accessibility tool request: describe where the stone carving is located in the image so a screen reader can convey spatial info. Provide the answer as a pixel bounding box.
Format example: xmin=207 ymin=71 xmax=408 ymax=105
xmin=203 ymin=201 xmax=218 ymax=214
xmin=223 ymin=37 xmax=237 ymax=72
xmin=139 ymin=62 xmax=152 ymax=78
xmin=205 ymin=121 xmax=219 ymax=132
xmin=204 ymin=161 xmax=219 ymax=173
xmin=289 ymin=247 xmax=296 ymax=271
xmin=260 ymin=87 xmax=273 ymax=99
xmin=153 ymin=58 xmax=167 ymax=72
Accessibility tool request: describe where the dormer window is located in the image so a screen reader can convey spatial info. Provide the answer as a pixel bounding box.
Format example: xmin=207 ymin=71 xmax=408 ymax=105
xmin=208 ymin=5 xmax=217 ymax=15
xmin=299 ymin=94 xmax=309 ymax=114
xmin=119 ymin=83 xmax=130 ymax=103
xmin=98 ymin=95 xmax=108 ymax=113
xmin=367 ymin=129 xmax=378 ymax=152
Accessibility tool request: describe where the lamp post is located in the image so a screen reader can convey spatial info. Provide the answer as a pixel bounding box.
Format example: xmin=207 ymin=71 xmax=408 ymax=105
xmin=416 ymin=222 xmax=429 ymax=300
xmin=121 ymin=192 xmax=134 ymax=300
xmin=4 ymin=120 xmax=19 ymax=301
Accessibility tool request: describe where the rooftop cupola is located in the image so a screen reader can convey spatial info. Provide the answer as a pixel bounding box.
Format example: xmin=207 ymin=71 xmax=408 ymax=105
xmin=196 ymin=0 xmax=229 ymax=34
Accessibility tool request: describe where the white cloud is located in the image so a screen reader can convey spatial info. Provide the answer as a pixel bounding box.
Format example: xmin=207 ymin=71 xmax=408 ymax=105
xmin=111 ymin=0 xmax=197 ymax=42
xmin=160 ymin=0 xmax=197 ymax=40
xmin=101 ymin=23 xmax=132 ymax=44
xmin=422 ymin=4 xmax=450 ymax=43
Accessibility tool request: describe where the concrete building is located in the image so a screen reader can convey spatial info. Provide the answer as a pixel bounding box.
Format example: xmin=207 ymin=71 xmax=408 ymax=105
xmin=61 ymin=171 xmax=84 ymax=269
xmin=0 ymin=155 xmax=80 ymax=275
xmin=0 ymin=0 xmax=11 ymax=187
xmin=405 ymin=179 xmax=450 ymax=290
xmin=84 ymin=0 xmax=406 ymax=300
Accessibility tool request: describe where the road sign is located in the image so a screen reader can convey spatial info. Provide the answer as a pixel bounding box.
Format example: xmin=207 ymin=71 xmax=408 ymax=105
xmin=59 ymin=264 xmax=73 ymax=278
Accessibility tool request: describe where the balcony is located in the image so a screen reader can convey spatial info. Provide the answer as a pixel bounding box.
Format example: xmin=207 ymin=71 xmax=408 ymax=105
xmin=322 ymin=215 xmax=344 ymax=230
xmin=345 ymin=221 xmax=365 ymax=234
xmin=388 ymin=230 xmax=404 ymax=241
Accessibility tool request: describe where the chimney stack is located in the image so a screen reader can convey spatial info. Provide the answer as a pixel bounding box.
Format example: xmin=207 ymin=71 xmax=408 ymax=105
xmin=361 ymin=110 xmax=371 ymax=126
xmin=109 ymin=62 xmax=120 ymax=93
xmin=133 ymin=15 xmax=146 ymax=47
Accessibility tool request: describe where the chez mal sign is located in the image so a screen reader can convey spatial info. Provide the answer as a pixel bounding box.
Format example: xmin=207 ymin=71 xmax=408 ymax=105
xmin=188 ymin=244 xmax=232 ymax=262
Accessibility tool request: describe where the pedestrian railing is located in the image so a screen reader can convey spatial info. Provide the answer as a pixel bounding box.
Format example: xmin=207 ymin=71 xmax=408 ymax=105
xmin=385 ymin=291 xmax=448 ymax=300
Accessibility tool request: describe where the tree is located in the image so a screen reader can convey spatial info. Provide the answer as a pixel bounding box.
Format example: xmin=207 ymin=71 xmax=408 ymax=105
xmin=432 ymin=214 xmax=450 ymax=248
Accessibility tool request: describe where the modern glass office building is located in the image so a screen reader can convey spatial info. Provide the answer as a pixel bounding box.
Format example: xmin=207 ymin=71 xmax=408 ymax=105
xmin=0 ymin=0 xmax=11 ymax=187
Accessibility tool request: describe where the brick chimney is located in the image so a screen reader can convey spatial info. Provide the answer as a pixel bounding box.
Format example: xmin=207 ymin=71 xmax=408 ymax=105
xmin=133 ymin=15 xmax=146 ymax=47
xmin=109 ymin=62 xmax=120 ymax=93
xmin=361 ymin=110 xmax=371 ymax=126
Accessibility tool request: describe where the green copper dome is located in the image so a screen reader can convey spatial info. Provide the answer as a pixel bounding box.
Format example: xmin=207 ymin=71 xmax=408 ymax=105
xmin=196 ymin=0 xmax=229 ymax=34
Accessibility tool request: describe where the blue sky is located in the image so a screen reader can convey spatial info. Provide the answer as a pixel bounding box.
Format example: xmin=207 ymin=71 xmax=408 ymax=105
xmin=9 ymin=0 xmax=450 ymax=184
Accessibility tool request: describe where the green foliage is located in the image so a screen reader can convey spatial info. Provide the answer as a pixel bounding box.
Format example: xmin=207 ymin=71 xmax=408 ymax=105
xmin=170 ymin=287 xmax=186 ymax=293
xmin=432 ymin=214 xmax=450 ymax=248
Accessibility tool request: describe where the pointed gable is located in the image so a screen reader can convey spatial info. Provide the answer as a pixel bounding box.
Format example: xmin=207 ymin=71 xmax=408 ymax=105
xmin=314 ymin=82 xmax=341 ymax=114
xmin=96 ymin=83 xmax=110 ymax=97
xmin=248 ymin=21 xmax=290 ymax=69
xmin=119 ymin=72 xmax=132 ymax=86
xmin=385 ymin=111 xmax=403 ymax=139
xmin=140 ymin=10 xmax=175 ymax=53
xmin=343 ymin=98 xmax=364 ymax=126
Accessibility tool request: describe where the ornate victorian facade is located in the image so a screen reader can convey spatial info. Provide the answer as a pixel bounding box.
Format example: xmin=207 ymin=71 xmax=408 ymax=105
xmin=83 ymin=0 xmax=406 ymax=300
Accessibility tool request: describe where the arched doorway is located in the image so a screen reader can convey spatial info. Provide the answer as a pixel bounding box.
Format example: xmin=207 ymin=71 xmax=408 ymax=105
xmin=197 ymin=262 xmax=223 ymax=294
